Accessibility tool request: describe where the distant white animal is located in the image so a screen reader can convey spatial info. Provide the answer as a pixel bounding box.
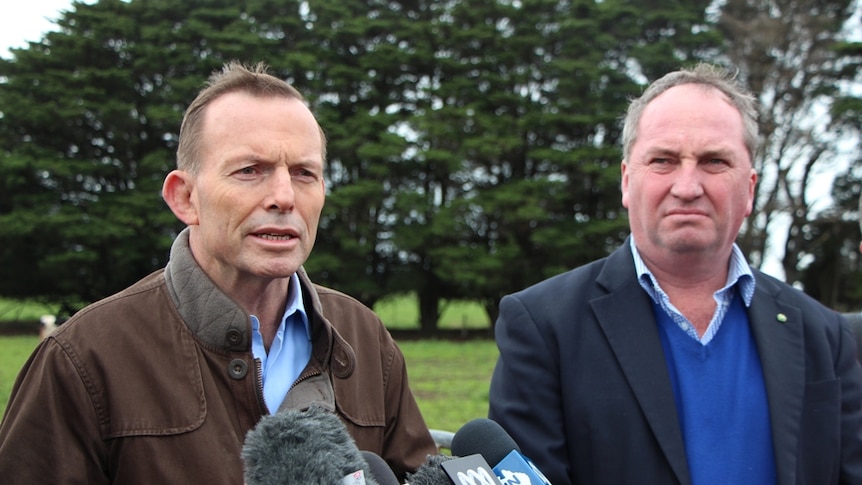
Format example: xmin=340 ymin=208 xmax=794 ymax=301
xmin=39 ymin=314 xmax=57 ymax=340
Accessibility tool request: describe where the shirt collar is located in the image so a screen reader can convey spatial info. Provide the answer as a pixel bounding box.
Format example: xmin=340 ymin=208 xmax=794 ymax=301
xmin=249 ymin=272 xmax=312 ymax=338
xmin=284 ymin=272 xmax=312 ymax=339
xmin=629 ymin=237 xmax=755 ymax=307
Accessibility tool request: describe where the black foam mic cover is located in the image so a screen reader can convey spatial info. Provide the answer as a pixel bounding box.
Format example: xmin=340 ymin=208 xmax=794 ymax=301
xmin=405 ymin=454 xmax=457 ymax=485
xmin=450 ymin=418 xmax=520 ymax=466
xmin=360 ymin=451 xmax=400 ymax=485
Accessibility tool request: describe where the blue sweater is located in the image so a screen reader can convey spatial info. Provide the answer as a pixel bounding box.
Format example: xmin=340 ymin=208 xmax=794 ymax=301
xmin=655 ymin=292 xmax=777 ymax=484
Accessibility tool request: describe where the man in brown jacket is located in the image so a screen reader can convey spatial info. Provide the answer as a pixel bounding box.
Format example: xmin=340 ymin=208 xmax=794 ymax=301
xmin=0 ymin=61 xmax=436 ymax=484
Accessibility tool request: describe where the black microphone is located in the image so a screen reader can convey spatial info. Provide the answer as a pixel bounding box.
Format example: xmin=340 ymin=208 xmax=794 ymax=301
xmin=406 ymin=453 xmax=502 ymax=485
xmin=451 ymin=418 xmax=552 ymax=485
xmin=406 ymin=454 xmax=457 ymax=485
xmin=242 ymin=406 xmax=381 ymax=485
xmin=360 ymin=451 xmax=400 ymax=485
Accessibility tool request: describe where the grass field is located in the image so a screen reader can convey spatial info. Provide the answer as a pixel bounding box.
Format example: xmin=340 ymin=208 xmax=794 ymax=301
xmin=374 ymin=294 xmax=491 ymax=329
xmin=0 ymin=297 xmax=58 ymax=322
xmin=0 ymin=293 xmax=492 ymax=330
xmin=398 ymin=339 xmax=497 ymax=432
xmin=0 ymin=334 xmax=497 ymax=434
xmin=0 ymin=335 xmax=40 ymax=418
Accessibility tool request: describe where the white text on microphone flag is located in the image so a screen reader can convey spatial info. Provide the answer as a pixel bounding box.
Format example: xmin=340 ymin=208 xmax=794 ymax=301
xmin=440 ymin=454 xmax=503 ymax=485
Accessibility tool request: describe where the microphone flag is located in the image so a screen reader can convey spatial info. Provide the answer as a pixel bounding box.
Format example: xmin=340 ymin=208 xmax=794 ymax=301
xmin=439 ymin=454 xmax=503 ymax=485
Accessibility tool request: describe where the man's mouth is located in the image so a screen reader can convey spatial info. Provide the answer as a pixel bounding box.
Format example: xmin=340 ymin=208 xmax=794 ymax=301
xmin=257 ymin=233 xmax=295 ymax=241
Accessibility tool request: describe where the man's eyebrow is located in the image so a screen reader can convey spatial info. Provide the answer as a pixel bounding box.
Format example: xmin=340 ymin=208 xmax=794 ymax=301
xmin=699 ymin=148 xmax=734 ymax=158
xmin=641 ymin=147 xmax=734 ymax=159
xmin=292 ymin=157 xmax=324 ymax=169
xmin=223 ymin=153 xmax=267 ymax=165
xmin=642 ymin=147 xmax=676 ymax=158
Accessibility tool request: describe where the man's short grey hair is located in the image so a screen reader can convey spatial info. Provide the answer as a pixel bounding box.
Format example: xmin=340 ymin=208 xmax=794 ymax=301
xmin=621 ymin=63 xmax=759 ymax=161
xmin=176 ymin=60 xmax=326 ymax=174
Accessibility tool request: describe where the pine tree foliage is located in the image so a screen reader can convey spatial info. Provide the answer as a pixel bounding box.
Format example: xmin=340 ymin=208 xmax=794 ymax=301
xmin=1 ymin=0 xmax=857 ymax=327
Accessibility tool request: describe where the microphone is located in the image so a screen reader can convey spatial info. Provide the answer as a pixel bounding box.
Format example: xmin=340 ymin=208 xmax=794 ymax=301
xmin=242 ymin=405 xmax=381 ymax=485
xmin=406 ymin=453 xmax=501 ymax=485
xmin=451 ymin=418 xmax=552 ymax=485
xmin=360 ymin=451 xmax=400 ymax=485
xmin=406 ymin=454 xmax=456 ymax=485
xmin=439 ymin=454 xmax=502 ymax=485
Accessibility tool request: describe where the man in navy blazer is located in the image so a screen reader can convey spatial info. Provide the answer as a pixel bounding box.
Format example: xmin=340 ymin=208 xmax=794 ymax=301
xmin=489 ymin=63 xmax=862 ymax=485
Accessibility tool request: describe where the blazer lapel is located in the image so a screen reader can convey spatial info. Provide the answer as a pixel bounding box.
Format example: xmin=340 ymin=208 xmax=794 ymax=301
xmin=591 ymin=245 xmax=692 ymax=485
xmin=747 ymin=275 xmax=805 ymax=485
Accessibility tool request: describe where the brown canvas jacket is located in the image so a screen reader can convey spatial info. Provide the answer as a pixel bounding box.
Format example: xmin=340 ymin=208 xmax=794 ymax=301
xmin=0 ymin=230 xmax=435 ymax=484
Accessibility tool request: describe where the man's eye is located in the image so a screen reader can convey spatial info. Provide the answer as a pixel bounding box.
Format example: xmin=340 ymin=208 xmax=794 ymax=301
xmin=292 ymin=168 xmax=320 ymax=180
xmin=703 ymin=158 xmax=729 ymax=171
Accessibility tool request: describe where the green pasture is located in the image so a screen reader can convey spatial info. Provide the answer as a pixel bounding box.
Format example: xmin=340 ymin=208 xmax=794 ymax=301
xmin=0 ymin=335 xmax=40 ymax=418
xmin=0 ymin=297 xmax=59 ymax=322
xmin=374 ymin=295 xmax=491 ymax=329
xmin=0 ymin=293 xmax=492 ymax=330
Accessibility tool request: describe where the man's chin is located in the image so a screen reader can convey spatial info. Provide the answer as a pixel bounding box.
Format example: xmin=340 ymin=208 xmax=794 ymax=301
xmin=665 ymin=239 xmax=726 ymax=257
xmin=660 ymin=231 xmax=720 ymax=254
xmin=252 ymin=260 xmax=304 ymax=280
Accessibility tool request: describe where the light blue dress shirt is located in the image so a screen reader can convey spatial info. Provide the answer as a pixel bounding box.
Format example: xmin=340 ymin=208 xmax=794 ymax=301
xmin=250 ymin=272 xmax=312 ymax=412
xmin=629 ymin=237 xmax=755 ymax=346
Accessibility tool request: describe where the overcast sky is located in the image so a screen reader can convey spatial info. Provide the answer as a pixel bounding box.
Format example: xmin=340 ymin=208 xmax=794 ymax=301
xmin=0 ymin=0 xmax=82 ymax=58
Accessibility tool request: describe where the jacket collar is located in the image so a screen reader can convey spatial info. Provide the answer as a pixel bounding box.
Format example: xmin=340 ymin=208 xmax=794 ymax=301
xmin=163 ymin=228 xmax=251 ymax=352
xmin=162 ymin=228 xmax=356 ymax=383
xmin=591 ymin=240 xmax=692 ymax=485
xmin=746 ymin=272 xmax=805 ymax=485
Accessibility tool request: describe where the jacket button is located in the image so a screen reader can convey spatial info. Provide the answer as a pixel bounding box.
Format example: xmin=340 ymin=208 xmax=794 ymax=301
xmin=226 ymin=329 xmax=244 ymax=347
xmin=228 ymin=358 xmax=248 ymax=379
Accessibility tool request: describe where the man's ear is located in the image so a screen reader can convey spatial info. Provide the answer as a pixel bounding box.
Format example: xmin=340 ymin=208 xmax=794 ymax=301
xmin=162 ymin=170 xmax=199 ymax=225
xmin=620 ymin=160 xmax=630 ymax=209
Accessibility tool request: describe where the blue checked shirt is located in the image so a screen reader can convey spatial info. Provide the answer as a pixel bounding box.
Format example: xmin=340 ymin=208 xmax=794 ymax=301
xmin=629 ymin=238 xmax=755 ymax=346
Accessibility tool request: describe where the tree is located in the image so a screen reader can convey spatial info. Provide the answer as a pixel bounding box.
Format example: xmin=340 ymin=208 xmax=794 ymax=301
xmin=8 ymin=0 xmax=856 ymax=331
xmin=0 ymin=0 xmax=305 ymax=312
xmin=797 ymin=167 xmax=862 ymax=311
xmin=295 ymin=0 xmax=438 ymax=308
xmin=0 ymin=0 xmax=726 ymax=330
xmin=0 ymin=0 xmax=443 ymax=317
xmin=400 ymin=0 xmax=722 ymax=327
xmin=717 ymin=0 xmax=862 ymax=285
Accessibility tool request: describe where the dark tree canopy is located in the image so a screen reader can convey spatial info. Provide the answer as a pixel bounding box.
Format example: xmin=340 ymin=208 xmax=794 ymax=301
xmin=0 ymin=0 xmax=858 ymax=326
xmin=797 ymin=169 xmax=862 ymax=311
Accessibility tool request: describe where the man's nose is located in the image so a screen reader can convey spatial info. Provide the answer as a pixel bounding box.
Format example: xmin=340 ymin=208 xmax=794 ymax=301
xmin=670 ymin=162 xmax=704 ymax=200
xmin=265 ymin=167 xmax=296 ymax=212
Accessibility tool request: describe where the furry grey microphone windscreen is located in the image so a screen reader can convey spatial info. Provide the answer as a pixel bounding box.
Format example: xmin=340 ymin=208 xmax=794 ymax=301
xmin=242 ymin=406 xmax=380 ymax=485
xmin=405 ymin=454 xmax=456 ymax=485
xmin=450 ymin=418 xmax=520 ymax=466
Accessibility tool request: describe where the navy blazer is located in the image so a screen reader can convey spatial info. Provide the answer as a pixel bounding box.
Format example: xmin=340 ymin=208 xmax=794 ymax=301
xmin=489 ymin=241 xmax=862 ymax=485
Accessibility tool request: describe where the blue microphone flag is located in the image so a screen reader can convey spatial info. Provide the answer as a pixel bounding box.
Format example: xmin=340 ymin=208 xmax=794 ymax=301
xmin=493 ymin=450 xmax=552 ymax=485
